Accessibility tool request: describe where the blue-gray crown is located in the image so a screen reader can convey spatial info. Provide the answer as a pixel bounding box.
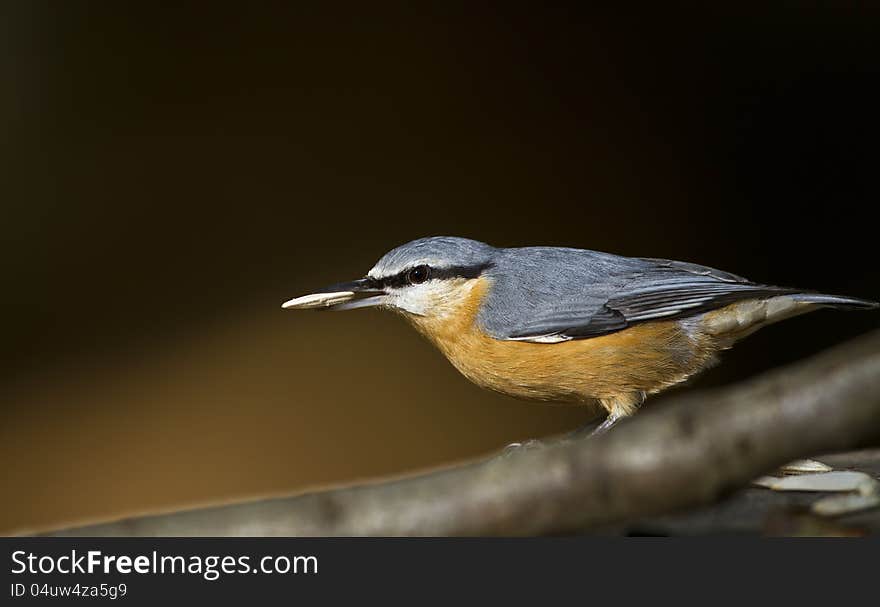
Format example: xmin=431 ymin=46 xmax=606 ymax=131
xmin=368 ymin=236 xmax=496 ymax=279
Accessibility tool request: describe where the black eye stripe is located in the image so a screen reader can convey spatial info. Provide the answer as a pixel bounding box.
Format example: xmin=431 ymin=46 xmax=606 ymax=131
xmin=371 ymin=262 xmax=492 ymax=290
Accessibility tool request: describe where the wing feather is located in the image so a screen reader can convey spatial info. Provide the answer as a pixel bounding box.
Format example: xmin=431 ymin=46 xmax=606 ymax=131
xmin=503 ymin=258 xmax=797 ymax=342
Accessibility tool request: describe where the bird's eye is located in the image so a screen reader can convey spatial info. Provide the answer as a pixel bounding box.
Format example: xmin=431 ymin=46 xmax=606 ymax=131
xmin=407 ymin=265 xmax=430 ymax=285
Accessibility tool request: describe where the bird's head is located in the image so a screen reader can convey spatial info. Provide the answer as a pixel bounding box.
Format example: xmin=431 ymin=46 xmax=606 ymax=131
xmin=282 ymin=237 xmax=496 ymax=322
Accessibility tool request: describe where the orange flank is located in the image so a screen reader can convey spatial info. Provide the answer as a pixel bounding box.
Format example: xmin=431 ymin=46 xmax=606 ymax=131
xmin=403 ymin=276 xmax=721 ymax=417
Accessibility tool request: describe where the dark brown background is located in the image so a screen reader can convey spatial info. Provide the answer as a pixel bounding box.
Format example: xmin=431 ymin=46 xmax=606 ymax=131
xmin=2 ymin=4 xmax=878 ymax=534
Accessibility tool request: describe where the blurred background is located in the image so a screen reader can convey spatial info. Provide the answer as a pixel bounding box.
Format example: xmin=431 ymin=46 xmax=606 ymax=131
xmin=2 ymin=3 xmax=878 ymax=534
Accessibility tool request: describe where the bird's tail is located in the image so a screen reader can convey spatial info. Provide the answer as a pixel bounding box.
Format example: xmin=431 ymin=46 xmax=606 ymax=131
xmin=789 ymin=293 xmax=879 ymax=310
xmin=699 ymin=290 xmax=876 ymax=345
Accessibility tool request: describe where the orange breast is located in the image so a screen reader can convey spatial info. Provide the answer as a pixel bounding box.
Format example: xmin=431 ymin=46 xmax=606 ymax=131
xmin=404 ymin=277 xmax=717 ymax=413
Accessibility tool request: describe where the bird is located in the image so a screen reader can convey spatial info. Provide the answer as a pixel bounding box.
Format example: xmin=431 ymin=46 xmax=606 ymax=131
xmin=282 ymin=236 xmax=877 ymax=435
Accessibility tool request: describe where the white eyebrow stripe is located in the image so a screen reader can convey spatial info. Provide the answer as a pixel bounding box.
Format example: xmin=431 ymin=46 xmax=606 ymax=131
xmin=368 ymin=257 xmax=448 ymax=279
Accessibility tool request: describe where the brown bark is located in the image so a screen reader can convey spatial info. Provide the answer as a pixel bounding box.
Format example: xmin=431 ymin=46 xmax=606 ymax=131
xmin=46 ymin=330 xmax=880 ymax=536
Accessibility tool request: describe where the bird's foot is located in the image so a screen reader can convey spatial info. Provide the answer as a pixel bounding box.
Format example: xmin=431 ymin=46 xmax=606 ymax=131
xmin=565 ymin=414 xmax=620 ymax=439
xmin=499 ymin=439 xmax=547 ymax=457
xmin=500 ymin=414 xmax=620 ymax=459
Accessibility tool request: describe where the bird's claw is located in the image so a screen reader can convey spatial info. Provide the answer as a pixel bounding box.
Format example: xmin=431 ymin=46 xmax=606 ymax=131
xmin=499 ymin=439 xmax=546 ymax=457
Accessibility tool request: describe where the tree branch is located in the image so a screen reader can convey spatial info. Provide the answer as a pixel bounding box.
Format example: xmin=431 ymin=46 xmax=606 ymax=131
xmin=45 ymin=330 xmax=880 ymax=536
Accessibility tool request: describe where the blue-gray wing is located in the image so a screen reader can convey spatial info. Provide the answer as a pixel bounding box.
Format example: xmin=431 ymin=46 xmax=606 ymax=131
xmin=480 ymin=250 xmax=797 ymax=342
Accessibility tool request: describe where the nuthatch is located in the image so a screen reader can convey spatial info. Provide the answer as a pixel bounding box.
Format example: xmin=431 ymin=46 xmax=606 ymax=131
xmin=283 ymin=237 xmax=877 ymax=434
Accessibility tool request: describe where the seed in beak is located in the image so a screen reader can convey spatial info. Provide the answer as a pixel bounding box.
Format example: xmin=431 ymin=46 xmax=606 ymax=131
xmin=281 ymin=291 xmax=357 ymax=310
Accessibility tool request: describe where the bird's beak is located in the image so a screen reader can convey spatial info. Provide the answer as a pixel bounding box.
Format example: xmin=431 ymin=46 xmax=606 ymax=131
xmin=281 ymin=278 xmax=388 ymax=311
